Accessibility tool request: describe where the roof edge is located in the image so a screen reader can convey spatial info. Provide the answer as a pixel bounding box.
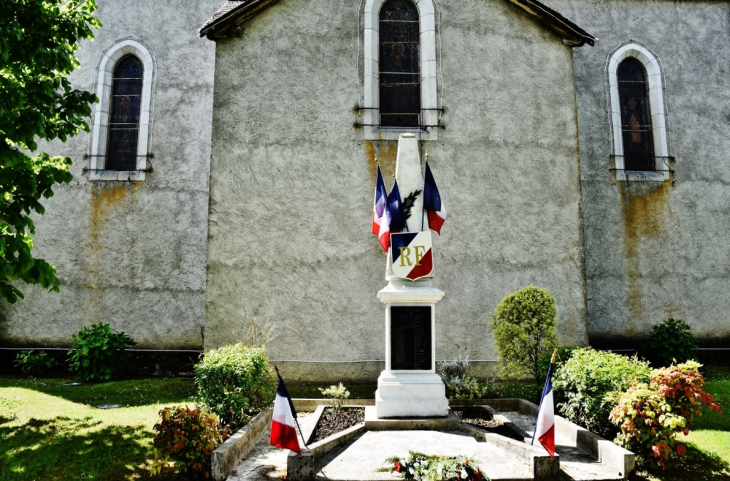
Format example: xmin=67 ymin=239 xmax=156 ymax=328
xmin=199 ymin=0 xmax=282 ymax=39
xmin=505 ymin=0 xmax=597 ymax=47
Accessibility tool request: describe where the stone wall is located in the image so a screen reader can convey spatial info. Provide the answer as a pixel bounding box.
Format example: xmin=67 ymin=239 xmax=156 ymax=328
xmin=550 ymin=0 xmax=730 ymax=347
xmin=205 ymin=0 xmax=588 ymax=380
xmin=0 ymin=0 xmax=221 ymax=349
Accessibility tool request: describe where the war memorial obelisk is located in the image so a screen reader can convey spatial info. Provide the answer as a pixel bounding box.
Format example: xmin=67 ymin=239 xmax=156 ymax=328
xmin=374 ymin=133 xmax=449 ymax=418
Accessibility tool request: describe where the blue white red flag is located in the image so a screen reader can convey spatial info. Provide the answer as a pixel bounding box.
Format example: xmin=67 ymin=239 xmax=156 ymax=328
xmin=532 ymin=361 xmax=555 ymax=457
xmin=270 ymin=372 xmax=301 ymax=454
xmin=423 ymin=163 xmax=447 ymax=235
xmin=387 ymin=179 xmax=406 ymax=233
xmin=372 ymin=166 xmax=388 ymax=237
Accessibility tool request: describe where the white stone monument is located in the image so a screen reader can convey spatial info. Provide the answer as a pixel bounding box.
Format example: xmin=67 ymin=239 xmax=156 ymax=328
xmin=375 ymin=134 xmax=450 ymax=418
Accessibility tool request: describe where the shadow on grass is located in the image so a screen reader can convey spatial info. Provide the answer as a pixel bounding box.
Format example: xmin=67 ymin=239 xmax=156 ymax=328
xmin=630 ymin=444 xmax=730 ymax=481
xmin=0 ymin=376 xmax=196 ymax=408
xmin=0 ymin=416 xmax=162 ymax=481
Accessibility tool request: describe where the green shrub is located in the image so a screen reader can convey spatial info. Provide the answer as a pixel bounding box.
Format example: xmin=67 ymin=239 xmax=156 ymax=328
xmin=438 ymin=356 xmax=498 ymax=405
xmin=151 ymin=406 xmax=229 ymax=478
xmin=319 ymin=383 xmax=350 ymax=413
xmin=647 ymin=318 xmax=698 ymax=366
xmin=489 ymin=285 xmax=559 ymax=382
xmin=536 ymin=346 xmax=577 ymax=381
xmin=610 ymin=361 xmax=721 ymax=469
xmin=67 ymin=322 xmax=136 ymax=382
xmin=553 ymin=348 xmax=651 ymax=438
xmin=14 ymin=350 xmax=54 ymax=376
xmin=195 ymin=344 xmax=276 ymax=430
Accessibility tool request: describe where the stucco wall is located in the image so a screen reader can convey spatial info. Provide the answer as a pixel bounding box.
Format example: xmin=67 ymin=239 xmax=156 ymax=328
xmin=205 ymin=0 xmax=588 ymax=380
xmin=550 ymin=0 xmax=730 ymax=346
xmin=0 ymin=0 xmax=220 ymax=349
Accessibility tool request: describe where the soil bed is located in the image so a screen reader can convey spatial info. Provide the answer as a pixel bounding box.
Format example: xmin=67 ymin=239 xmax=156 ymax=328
xmin=454 ymin=407 xmax=524 ymax=441
xmin=311 ymin=407 xmax=365 ymax=443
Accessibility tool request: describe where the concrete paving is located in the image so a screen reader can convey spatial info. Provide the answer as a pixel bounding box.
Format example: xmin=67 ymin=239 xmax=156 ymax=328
xmin=226 ymin=410 xmax=625 ymax=481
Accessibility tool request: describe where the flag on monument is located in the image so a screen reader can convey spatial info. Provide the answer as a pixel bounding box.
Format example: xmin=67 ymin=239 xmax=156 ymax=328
xmin=372 ymin=165 xmax=388 ymax=237
xmin=270 ymin=372 xmax=301 ymax=454
xmin=532 ymin=358 xmax=556 ymax=457
xmin=423 ymin=163 xmax=447 ymax=235
xmin=387 ymin=179 xmax=407 ymax=233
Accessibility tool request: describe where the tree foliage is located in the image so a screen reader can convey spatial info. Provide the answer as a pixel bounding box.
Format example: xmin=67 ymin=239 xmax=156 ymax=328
xmin=0 ymin=0 xmax=100 ymax=302
xmin=489 ymin=285 xmax=559 ymax=382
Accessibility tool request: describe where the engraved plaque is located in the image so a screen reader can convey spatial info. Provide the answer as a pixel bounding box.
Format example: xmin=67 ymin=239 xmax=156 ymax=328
xmin=390 ymin=306 xmax=432 ymax=370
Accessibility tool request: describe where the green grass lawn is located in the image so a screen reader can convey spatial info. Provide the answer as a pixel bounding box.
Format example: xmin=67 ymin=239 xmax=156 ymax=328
xmin=0 ymin=376 xmax=196 ymax=481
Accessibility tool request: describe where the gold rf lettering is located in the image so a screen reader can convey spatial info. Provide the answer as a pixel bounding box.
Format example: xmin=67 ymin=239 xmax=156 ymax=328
xmin=398 ymin=245 xmax=426 ymax=267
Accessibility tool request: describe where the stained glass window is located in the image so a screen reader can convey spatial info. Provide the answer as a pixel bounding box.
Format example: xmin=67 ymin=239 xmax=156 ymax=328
xmin=617 ymin=58 xmax=654 ymax=171
xmin=379 ymin=0 xmax=420 ymax=128
xmin=107 ymin=56 xmax=143 ymax=171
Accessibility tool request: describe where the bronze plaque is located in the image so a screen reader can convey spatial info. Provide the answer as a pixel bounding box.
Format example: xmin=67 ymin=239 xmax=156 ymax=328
xmin=390 ymin=306 xmax=432 ymax=370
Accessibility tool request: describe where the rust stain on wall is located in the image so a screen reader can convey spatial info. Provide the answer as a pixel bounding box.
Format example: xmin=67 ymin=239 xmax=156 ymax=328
xmin=619 ymin=181 xmax=671 ymax=335
xmin=85 ymin=183 xmax=137 ymax=320
xmin=365 ymin=140 xmax=398 ymax=188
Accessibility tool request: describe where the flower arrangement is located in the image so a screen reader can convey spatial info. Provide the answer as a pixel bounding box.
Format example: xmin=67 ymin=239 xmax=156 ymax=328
xmin=380 ymin=451 xmax=487 ymax=481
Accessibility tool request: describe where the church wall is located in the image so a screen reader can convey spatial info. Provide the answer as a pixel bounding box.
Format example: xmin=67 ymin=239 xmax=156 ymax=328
xmin=205 ymin=0 xmax=588 ymax=380
xmin=0 ymin=0 xmax=221 ymax=349
xmin=550 ymin=0 xmax=730 ymax=347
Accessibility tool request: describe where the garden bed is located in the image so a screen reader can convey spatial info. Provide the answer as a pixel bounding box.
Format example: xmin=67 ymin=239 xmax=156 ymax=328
xmin=310 ymin=407 xmax=365 ymax=443
xmin=453 ymin=406 xmax=524 ymax=441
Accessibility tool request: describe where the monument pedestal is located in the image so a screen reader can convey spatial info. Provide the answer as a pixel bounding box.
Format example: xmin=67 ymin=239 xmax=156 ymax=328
xmin=375 ymin=279 xmax=449 ymax=418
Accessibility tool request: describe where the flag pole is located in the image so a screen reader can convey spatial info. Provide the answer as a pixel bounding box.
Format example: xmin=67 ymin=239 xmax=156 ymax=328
xmin=421 ymin=150 xmax=428 ymax=231
xmin=274 ymin=365 xmax=309 ymax=451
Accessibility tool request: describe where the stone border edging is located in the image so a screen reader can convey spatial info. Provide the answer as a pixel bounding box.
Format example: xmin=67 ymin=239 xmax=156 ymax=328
xmin=211 ymin=405 xmax=273 ymax=481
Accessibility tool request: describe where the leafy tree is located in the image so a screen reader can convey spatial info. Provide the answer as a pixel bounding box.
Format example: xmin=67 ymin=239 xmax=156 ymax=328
xmin=489 ymin=285 xmax=559 ymax=382
xmin=0 ymin=0 xmax=100 ymax=302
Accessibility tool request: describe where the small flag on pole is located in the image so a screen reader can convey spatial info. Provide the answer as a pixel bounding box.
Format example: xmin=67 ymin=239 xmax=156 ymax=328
xmin=387 ymin=179 xmax=406 ymax=233
xmin=270 ymin=370 xmax=301 ymax=454
xmin=423 ymin=163 xmax=447 ymax=235
xmin=532 ymin=349 xmax=557 ymax=457
xmin=372 ymin=165 xmax=388 ymax=237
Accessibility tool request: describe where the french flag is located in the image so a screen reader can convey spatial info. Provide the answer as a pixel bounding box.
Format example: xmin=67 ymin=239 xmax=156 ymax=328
xmin=372 ymin=166 xmax=388 ymax=237
xmin=532 ymin=361 xmax=555 ymax=457
xmin=387 ymin=179 xmax=406 ymax=233
xmin=373 ymin=166 xmax=391 ymax=252
xmin=270 ymin=372 xmax=301 ymax=454
xmin=423 ymin=163 xmax=446 ymax=235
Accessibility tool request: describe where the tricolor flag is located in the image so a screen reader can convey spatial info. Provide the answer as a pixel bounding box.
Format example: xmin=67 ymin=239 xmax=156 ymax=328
xmin=532 ymin=351 xmax=556 ymax=457
xmin=423 ymin=163 xmax=447 ymax=235
xmin=372 ymin=166 xmax=388 ymax=237
xmin=270 ymin=371 xmax=301 ymax=454
xmin=387 ymin=179 xmax=406 ymax=233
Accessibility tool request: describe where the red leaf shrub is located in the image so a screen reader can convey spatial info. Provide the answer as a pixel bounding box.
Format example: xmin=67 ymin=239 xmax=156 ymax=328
xmin=151 ymin=406 xmax=230 ymax=478
xmin=610 ymin=361 xmax=721 ymax=469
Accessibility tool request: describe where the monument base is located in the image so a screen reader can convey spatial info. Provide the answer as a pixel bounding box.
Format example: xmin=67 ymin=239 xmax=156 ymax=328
xmin=375 ymin=371 xmax=449 ymax=418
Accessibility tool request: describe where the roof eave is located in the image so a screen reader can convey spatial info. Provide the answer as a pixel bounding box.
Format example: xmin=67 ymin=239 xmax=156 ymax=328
xmin=199 ymin=0 xmax=282 ymax=40
xmin=505 ymin=0 xmax=597 ymax=47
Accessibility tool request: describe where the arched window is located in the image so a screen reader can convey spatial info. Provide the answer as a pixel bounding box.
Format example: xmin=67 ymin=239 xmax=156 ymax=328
xmin=89 ymin=38 xmax=154 ymax=181
xmin=617 ymin=58 xmax=653 ymax=172
xmin=363 ymin=0 xmax=438 ymax=140
xmin=107 ymin=56 xmax=144 ymax=171
xmin=607 ymin=42 xmax=670 ymax=181
xmin=379 ymin=0 xmax=420 ymax=128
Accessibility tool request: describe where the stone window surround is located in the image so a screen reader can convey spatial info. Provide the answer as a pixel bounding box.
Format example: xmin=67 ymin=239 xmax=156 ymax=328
xmin=89 ymin=38 xmax=155 ymax=181
xmin=607 ymin=42 xmax=670 ymax=182
xmin=363 ymin=0 xmax=439 ymax=141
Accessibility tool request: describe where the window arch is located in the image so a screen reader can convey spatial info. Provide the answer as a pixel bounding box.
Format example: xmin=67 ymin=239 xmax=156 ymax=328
xmin=608 ymin=42 xmax=669 ymax=181
xmin=89 ymin=39 xmax=154 ymax=181
xmin=363 ymin=0 xmax=438 ymax=140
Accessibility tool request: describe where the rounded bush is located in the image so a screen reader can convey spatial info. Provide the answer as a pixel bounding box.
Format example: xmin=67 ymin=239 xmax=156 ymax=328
xmin=647 ymin=318 xmax=698 ymax=366
xmin=489 ymin=285 xmax=559 ymax=382
xmin=195 ymin=344 xmax=276 ymax=430
xmin=67 ymin=322 xmax=136 ymax=382
xmin=553 ymin=348 xmax=651 ymax=438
